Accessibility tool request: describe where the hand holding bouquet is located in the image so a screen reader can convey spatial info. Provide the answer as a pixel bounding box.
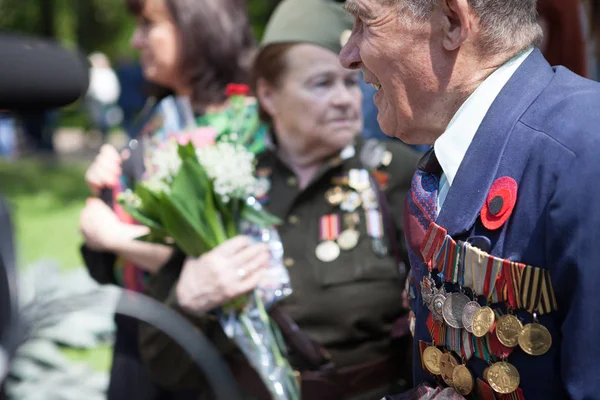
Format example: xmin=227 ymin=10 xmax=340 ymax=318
xmin=118 ymin=86 xmax=299 ymax=399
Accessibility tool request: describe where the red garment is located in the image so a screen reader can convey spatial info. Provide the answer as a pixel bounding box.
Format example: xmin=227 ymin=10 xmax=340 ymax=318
xmin=538 ymin=0 xmax=588 ymax=77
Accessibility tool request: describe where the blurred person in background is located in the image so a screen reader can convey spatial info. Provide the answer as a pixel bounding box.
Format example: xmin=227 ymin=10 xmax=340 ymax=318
xmin=136 ymin=0 xmax=418 ymax=399
xmin=116 ymin=56 xmax=148 ymax=139
xmin=85 ymin=52 xmax=123 ymax=142
xmin=537 ymin=0 xmax=589 ymax=77
xmin=78 ymin=0 xmax=255 ymax=399
xmin=582 ymin=0 xmax=600 ymax=80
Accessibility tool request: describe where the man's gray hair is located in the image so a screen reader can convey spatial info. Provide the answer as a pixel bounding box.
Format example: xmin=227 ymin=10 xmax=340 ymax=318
xmin=399 ymin=0 xmax=542 ymax=55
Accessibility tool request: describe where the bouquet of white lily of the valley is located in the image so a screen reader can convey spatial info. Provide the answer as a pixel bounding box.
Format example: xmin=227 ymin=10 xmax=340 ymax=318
xmin=118 ymin=135 xmax=299 ymax=400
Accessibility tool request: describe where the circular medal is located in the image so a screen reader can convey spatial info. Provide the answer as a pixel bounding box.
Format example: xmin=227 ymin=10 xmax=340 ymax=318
xmin=423 ymin=346 xmax=443 ymax=375
xmin=487 ymin=362 xmax=520 ymax=394
xmin=361 ymin=188 xmax=378 ymax=210
xmin=439 ymin=352 xmax=458 ymax=387
xmin=431 ymin=293 xmax=446 ymax=323
xmin=341 ymin=191 xmax=362 ymax=212
xmin=371 ymin=238 xmax=388 ymax=258
xmin=452 ymin=365 xmax=474 ymax=395
xmin=472 ymin=306 xmax=495 ymax=337
xmin=442 ymin=293 xmax=470 ymax=329
xmin=315 ymin=241 xmax=340 ymax=263
xmin=462 ymin=301 xmax=481 ymax=333
xmin=496 ymin=314 xmax=523 ymax=348
xmin=325 ymin=186 xmax=344 ymax=206
xmin=518 ymin=323 xmax=552 ymax=356
xmin=337 ymin=229 xmax=360 ymax=251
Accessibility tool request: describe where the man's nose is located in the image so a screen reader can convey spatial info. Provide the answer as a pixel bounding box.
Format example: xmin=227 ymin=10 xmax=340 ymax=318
xmin=339 ymin=34 xmax=361 ymax=70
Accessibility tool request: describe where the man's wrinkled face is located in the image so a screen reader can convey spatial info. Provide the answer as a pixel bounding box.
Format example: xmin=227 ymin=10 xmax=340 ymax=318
xmin=340 ymin=0 xmax=439 ymax=144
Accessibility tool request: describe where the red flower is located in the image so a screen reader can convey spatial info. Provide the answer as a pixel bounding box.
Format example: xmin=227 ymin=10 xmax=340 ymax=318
xmin=225 ymin=83 xmax=250 ymax=97
xmin=480 ymin=176 xmax=518 ymax=230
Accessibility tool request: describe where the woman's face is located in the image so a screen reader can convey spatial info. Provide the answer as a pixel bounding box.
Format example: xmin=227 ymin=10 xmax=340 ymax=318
xmin=259 ymin=44 xmax=363 ymax=159
xmin=131 ymin=0 xmax=183 ymax=90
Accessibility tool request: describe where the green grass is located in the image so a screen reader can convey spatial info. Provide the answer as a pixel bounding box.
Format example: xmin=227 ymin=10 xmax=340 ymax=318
xmin=0 ymin=158 xmax=113 ymax=372
xmin=0 ymin=158 xmax=90 ymax=269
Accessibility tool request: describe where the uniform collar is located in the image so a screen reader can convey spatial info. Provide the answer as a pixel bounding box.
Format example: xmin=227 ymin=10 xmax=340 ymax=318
xmin=434 ymin=47 xmax=534 ymax=186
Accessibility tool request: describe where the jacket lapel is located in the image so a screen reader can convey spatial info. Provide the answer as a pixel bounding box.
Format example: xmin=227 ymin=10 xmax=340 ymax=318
xmin=436 ymin=49 xmax=555 ymax=237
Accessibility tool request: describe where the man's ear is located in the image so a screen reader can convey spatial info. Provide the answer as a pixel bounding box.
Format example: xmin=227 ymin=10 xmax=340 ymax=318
xmin=256 ymin=78 xmax=278 ymax=118
xmin=439 ymin=0 xmax=472 ymax=51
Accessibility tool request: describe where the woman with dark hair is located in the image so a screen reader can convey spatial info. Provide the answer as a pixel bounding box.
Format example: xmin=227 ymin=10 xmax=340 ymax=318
xmin=78 ymin=0 xmax=255 ymax=399
xmin=135 ymin=0 xmax=418 ymax=399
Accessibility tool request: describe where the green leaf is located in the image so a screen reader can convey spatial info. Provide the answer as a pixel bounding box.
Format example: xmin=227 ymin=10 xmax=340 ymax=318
xmin=241 ymin=205 xmax=282 ymax=228
xmin=135 ymin=231 xmax=174 ymax=246
xmin=116 ymin=199 xmax=165 ymax=232
xmin=157 ymin=192 xmax=210 ymax=257
xmin=135 ymin=183 xmax=164 ymax=222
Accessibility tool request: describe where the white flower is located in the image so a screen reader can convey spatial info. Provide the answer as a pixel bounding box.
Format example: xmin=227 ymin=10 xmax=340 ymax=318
xmin=145 ymin=139 xmax=182 ymax=184
xmin=196 ymin=142 xmax=257 ymax=203
xmin=119 ymin=189 xmax=142 ymax=208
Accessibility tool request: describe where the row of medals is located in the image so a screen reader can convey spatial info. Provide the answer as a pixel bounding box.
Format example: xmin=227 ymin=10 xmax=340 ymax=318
xmin=314 ymin=177 xmax=387 ymax=262
xmin=421 ymin=277 xmax=552 ymax=396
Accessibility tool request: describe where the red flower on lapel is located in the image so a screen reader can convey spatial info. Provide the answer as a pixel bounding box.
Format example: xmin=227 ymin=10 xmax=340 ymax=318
xmin=480 ymin=176 xmax=518 ymax=230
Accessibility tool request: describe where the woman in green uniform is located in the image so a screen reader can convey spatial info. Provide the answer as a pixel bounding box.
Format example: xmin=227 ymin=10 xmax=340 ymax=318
xmin=138 ymin=0 xmax=419 ymax=398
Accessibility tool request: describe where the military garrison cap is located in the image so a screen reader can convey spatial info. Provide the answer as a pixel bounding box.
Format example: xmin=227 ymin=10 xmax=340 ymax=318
xmin=261 ymin=0 xmax=354 ymax=54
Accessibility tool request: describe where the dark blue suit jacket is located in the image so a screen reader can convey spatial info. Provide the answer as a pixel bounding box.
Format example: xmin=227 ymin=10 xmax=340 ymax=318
xmin=411 ymin=49 xmax=600 ymax=399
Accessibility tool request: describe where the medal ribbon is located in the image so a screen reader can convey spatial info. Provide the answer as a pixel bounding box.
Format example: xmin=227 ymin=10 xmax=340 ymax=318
xmin=461 ymin=329 xmax=475 ymax=360
xmin=319 ymin=214 xmax=341 ymax=241
xmin=444 ymin=326 xmax=462 ymax=354
xmin=432 ymin=237 xmax=448 ymax=273
xmin=366 ymin=210 xmax=384 ymax=239
xmin=420 ymin=222 xmax=447 ymax=264
xmin=520 ymin=264 xmax=543 ymax=314
xmin=427 ymin=313 xmax=445 ymax=345
xmin=538 ymin=269 xmax=559 ymax=315
xmin=499 ymin=388 xmax=525 ymax=400
xmin=476 ymin=379 xmax=498 ymax=400
xmin=472 ymin=335 xmax=492 ymax=362
xmin=441 ymin=237 xmax=459 ymax=282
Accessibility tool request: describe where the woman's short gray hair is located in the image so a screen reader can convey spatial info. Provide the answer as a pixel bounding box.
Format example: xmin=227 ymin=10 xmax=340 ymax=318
xmin=399 ymin=0 xmax=542 ymax=54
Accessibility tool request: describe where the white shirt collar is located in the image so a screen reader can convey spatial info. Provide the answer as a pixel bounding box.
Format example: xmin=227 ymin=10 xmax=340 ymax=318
xmin=434 ymin=47 xmax=534 ymax=186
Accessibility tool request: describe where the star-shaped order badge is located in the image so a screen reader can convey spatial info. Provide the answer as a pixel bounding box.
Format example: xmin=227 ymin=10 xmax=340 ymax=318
xmin=480 ymin=176 xmax=518 ymax=230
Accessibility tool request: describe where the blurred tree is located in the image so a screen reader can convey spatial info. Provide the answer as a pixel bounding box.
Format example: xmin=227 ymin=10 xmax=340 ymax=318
xmin=0 ymin=0 xmax=281 ymax=55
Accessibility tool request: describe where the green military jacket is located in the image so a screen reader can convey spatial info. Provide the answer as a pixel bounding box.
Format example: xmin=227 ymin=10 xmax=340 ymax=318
xmin=138 ymin=136 xmax=420 ymax=395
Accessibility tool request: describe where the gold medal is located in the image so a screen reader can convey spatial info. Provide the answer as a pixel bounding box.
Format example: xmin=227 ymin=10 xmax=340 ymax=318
xmin=487 ymin=361 xmax=520 ymax=394
xmin=439 ymin=352 xmax=458 ymax=387
xmin=518 ymin=323 xmax=552 ymax=356
xmin=337 ymin=229 xmax=360 ymax=250
xmin=423 ymin=346 xmax=443 ymax=375
xmin=496 ymin=314 xmax=523 ymax=348
xmin=315 ymin=240 xmax=340 ymax=262
xmin=325 ymin=186 xmax=345 ymax=206
xmin=472 ymin=306 xmax=495 ymax=338
xmin=452 ymin=365 xmax=474 ymax=395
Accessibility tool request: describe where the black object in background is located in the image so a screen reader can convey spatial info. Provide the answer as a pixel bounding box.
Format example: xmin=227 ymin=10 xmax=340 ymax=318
xmin=0 ymin=34 xmax=89 ymax=110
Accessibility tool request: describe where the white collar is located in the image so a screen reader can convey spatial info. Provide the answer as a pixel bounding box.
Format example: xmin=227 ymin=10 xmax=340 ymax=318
xmin=434 ymin=47 xmax=533 ymax=186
